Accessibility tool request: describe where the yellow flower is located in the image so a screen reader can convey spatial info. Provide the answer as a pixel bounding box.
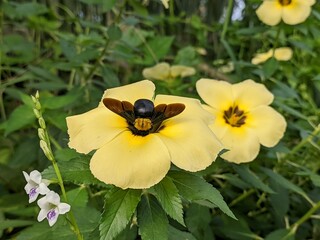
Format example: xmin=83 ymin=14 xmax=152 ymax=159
xmin=256 ymin=0 xmax=315 ymax=26
xmin=142 ymin=62 xmax=196 ymax=81
xmin=67 ymin=80 xmax=222 ymax=189
xmin=196 ymin=79 xmax=287 ymax=163
xmin=251 ymin=47 xmax=293 ymax=65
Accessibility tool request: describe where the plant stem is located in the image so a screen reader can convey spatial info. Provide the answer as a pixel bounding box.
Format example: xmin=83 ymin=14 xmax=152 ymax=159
xmin=221 ymin=0 xmax=234 ymax=41
xmin=289 ymin=124 xmax=320 ymax=156
xmin=229 ymin=189 xmax=255 ymax=207
xmin=290 ymin=200 xmax=320 ymax=233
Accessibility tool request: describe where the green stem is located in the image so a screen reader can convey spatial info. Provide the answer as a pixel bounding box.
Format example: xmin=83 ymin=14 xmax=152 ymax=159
xmin=0 ymin=3 xmax=6 ymax=121
xmin=272 ymin=26 xmax=281 ymax=57
xmin=290 ymin=200 xmax=320 ymax=233
xmin=43 ymin=129 xmax=83 ymax=239
xmin=289 ymin=124 xmax=320 ymax=156
xmin=229 ymin=189 xmax=255 ymax=207
xmin=221 ymin=0 xmax=234 ymax=40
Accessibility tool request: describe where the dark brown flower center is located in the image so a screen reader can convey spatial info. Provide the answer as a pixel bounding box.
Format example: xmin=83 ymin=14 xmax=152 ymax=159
xmin=223 ymin=106 xmax=247 ymax=127
xmin=278 ymin=0 xmax=291 ymax=6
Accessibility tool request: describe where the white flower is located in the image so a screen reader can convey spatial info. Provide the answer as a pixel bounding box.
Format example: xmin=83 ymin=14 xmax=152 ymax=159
xmin=37 ymin=191 xmax=71 ymax=226
xmin=23 ymin=170 xmax=50 ymax=203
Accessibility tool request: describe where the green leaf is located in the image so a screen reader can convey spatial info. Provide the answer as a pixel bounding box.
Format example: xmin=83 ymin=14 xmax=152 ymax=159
xmin=234 ymin=165 xmax=274 ymax=193
xmin=168 ymin=171 xmax=236 ymax=220
xmin=262 ymin=57 xmax=278 ymax=79
xmin=143 ymin=36 xmax=174 ymax=64
xmin=168 ymin=225 xmax=197 ymax=240
xmin=215 ymin=215 xmax=259 ymax=240
xmin=41 ymin=88 xmax=83 ymax=109
xmin=152 ymin=177 xmax=185 ymax=226
xmin=261 ymin=167 xmax=311 ymax=202
xmin=108 ymin=24 xmax=122 ymax=41
xmin=185 ymin=203 xmax=213 ymax=240
xmin=0 ymin=220 xmax=35 ymax=232
xmin=67 ymin=187 xmax=89 ymax=207
xmin=41 ymin=156 xmax=104 ymax=186
xmin=100 ymin=188 xmax=141 ymax=240
xmin=265 ymin=229 xmax=294 ymax=240
xmin=137 ymin=195 xmax=169 ymax=240
xmin=4 ymin=105 xmax=36 ymax=136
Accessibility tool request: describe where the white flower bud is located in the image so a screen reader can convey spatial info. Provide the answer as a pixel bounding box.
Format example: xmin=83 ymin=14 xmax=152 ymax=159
xmin=38 ymin=117 xmax=46 ymax=129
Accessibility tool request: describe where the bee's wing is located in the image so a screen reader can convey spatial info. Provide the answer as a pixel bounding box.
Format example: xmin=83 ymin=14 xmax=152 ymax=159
xmin=164 ymin=103 xmax=185 ymax=118
xmin=103 ymin=98 xmax=135 ymax=123
xmin=152 ymin=103 xmax=185 ymax=124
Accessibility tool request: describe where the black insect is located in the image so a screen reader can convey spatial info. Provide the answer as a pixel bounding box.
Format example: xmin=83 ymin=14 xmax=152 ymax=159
xmin=103 ymin=98 xmax=185 ymax=136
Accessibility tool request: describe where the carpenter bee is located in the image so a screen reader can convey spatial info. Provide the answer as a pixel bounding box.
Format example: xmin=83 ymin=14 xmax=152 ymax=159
xmin=103 ymin=98 xmax=185 ymax=136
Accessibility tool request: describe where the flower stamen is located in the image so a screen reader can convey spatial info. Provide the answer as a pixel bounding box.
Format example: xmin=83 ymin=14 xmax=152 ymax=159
xmin=278 ymin=0 xmax=292 ymax=6
xmin=223 ymin=106 xmax=247 ymax=127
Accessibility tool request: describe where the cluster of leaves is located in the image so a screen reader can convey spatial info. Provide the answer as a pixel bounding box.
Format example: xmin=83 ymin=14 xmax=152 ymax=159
xmin=0 ymin=0 xmax=320 ymax=239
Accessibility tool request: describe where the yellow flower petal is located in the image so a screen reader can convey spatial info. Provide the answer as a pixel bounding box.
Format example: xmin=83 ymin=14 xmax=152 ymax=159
xmin=256 ymin=1 xmax=282 ymax=26
xmin=67 ymin=107 xmax=127 ymax=154
xmin=219 ymin=127 xmax=261 ymax=163
xmin=157 ymin=120 xmax=222 ymax=171
xmin=90 ymin=131 xmax=171 ymax=189
xmin=282 ymin=2 xmax=312 ymax=25
xmin=251 ymin=50 xmax=273 ymax=65
xmin=232 ymin=80 xmax=274 ymax=110
xmin=247 ymin=106 xmax=287 ymax=147
xmin=274 ymin=47 xmax=293 ymax=61
xmin=170 ymin=65 xmax=196 ymax=78
xmin=142 ymin=63 xmax=170 ymax=81
xmin=196 ymin=79 xmax=234 ymax=111
xmin=99 ymin=80 xmax=155 ymax=106
xmin=154 ymin=94 xmax=214 ymax=124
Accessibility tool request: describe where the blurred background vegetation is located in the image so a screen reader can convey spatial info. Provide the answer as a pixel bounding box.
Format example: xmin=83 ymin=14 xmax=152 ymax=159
xmin=0 ymin=0 xmax=320 ymax=239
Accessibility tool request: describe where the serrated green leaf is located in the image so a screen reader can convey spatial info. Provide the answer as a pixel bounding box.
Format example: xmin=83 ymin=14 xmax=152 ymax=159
xmin=67 ymin=187 xmax=89 ymax=207
xmin=261 ymin=167 xmax=311 ymax=202
xmin=41 ymin=156 xmax=104 ymax=186
xmin=138 ymin=195 xmax=168 ymax=240
xmin=4 ymin=105 xmax=36 ymax=136
xmin=168 ymin=225 xmax=197 ymax=240
xmin=185 ymin=203 xmax=212 ymax=239
xmin=168 ymin=171 xmax=236 ymax=220
xmin=234 ymin=165 xmax=274 ymax=193
xmin=152 ymin=177 xmax=185 ymax=226
xmin=265 ymin=229 xmax=294 ymax=240
xmin=100 ymin=188 xmax=141 ymax=240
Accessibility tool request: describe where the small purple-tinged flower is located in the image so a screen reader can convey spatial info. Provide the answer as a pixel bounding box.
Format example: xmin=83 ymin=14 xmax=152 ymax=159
xmin=37 ymin=191 xmax=71 ymax=226
xmin=23 ymin=170 xmax=50 ymax=203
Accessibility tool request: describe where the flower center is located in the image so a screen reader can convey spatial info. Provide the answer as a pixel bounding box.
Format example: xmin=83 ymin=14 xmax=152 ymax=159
xmin=103 ymin=98 xmax=185 ymax=136
xmin=278 ymin=0 xmax=291 ymax=6
xmin=47 ymin=209 xmax=57 ymax=220
xmin=223 ymin=106 xmax=247 ymax=127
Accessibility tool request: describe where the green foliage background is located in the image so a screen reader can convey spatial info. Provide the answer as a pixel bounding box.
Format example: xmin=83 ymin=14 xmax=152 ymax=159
xmin=0 ymin=0 xmax=320 ymax=239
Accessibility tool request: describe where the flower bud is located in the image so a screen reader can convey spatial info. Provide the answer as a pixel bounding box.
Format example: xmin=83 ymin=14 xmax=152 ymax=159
xmin=35 ymin=101 xmax=41 ymax=110
xmin=31 ymin=96 xmax=37 ymax=104
xmin=35 ymin=91 xmax=40 ymax=99
xmin=40 ymin=140 xmax=54 ymax=161
xmin=38 ymin=117 xmax=46 ymax=129
xmin=33 ymin=109 xmax=41 ymax=119
xmin=38 ymin=128 xmax=46 ymax=141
